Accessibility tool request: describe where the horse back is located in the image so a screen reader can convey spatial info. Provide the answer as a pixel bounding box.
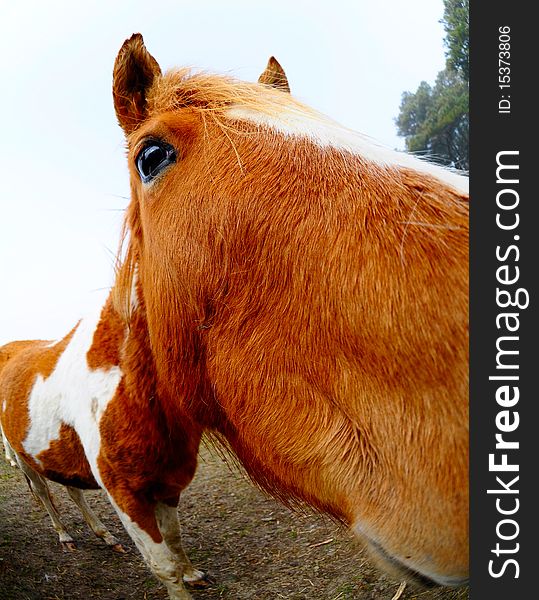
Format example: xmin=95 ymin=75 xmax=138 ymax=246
xmin=0 ymin=334 xmax=99 ymax=489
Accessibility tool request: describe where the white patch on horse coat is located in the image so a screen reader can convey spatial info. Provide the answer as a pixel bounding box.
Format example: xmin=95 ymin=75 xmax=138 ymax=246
xmin=22 ymin=304 xmax=121 ymax=486
xmin=108 ymin=498 xmax=192 ymax=599
xmin=226 ymin=106 xmax=469 ymax=195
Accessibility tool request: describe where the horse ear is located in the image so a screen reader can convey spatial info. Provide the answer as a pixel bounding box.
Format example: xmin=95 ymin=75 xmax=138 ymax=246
xmin=113 ymin=33 xmax=162 ymax=134
xmin=258 ymin=56 xmax=290 ymax=93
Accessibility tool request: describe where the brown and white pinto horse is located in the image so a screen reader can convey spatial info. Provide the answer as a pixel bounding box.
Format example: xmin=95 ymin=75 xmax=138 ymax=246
xmin=0 ymin=298 xmax=209 ymax=593
xmin=110 ymin=33 xmax=468 ymax=595
xmin=0 ymin=338 xmax=125 ymax=553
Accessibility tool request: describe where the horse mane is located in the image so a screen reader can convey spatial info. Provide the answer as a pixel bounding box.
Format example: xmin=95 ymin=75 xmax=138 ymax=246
xmin=112 ymin=220 xmax=137 ymax=322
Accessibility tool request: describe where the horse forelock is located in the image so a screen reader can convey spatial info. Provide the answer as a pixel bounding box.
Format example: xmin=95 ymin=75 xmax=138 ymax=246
xmin=146 ymin=67 xmax=306 ymax=117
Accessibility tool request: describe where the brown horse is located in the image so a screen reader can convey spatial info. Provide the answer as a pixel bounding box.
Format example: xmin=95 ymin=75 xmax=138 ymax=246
xmin=110 ymin=33 xmax=469 ymax=595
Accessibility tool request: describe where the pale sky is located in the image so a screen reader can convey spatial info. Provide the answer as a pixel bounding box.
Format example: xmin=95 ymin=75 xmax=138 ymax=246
xmin=0 ymin=0 xmax=446 ymax=345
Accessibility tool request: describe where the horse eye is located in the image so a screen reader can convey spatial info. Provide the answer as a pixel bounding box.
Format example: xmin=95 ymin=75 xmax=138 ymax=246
xmin=136 ymin=141 xmax=176 ymax=183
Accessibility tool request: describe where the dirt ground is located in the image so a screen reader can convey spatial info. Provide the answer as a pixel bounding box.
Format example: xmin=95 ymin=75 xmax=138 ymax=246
xmin=0 ymin=442 xmax=469 ymax=600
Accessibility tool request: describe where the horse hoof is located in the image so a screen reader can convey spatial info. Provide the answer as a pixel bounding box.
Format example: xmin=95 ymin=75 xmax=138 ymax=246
xmin=61 ymin=541 xmax=77 ymax=552
xmin=111 ymin=543 xmax=127 ymax=554
xmin=184 ymin=573 xmax=214 ymax=589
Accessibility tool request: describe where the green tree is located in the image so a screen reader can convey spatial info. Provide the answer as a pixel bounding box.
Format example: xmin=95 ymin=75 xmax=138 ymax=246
xmin=396 ymin=0 xmax=469 ymax=170
xmin=442 ymin=0 xmax=469 ymax=83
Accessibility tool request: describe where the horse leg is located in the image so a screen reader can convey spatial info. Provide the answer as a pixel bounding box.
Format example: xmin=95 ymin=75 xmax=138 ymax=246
xmin=107 ymin=494 xmax=193 ymax=600
xmin=17 ymin=459 xmax=77 ymax=551
xmin=65 ymin=486 xmax=126 ymax=553
xmin=155 ymin=502 xmax=209 ymax=588
xmin=1 ymin=428 xmax=18 ymax=467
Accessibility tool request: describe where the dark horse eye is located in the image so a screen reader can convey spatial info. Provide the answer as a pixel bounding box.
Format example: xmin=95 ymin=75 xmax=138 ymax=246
xmin=136 ymin=141 xmax=176 ymax=183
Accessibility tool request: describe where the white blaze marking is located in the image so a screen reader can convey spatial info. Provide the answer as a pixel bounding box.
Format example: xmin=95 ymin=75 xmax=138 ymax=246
xmin=226 ymin=106 xmax=469 ymax=195
xmin=22 ymin=304 xmax=122 ymax=486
